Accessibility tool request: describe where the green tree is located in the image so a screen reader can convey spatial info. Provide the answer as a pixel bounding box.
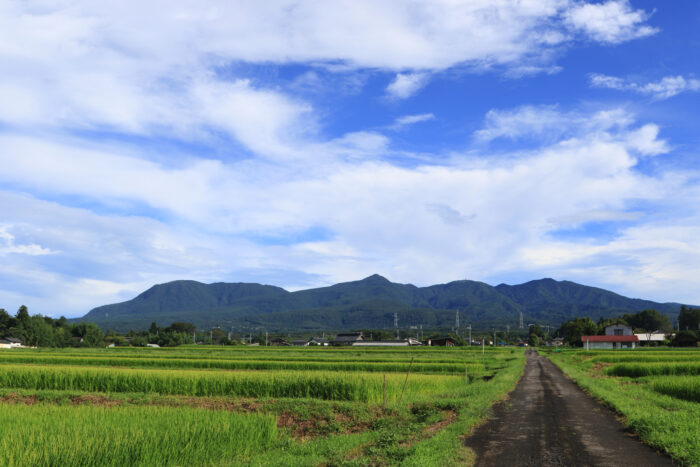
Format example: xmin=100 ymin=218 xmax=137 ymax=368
xmin=167 ymin=322 xmax=196 ymax=335
xmin=0 ymin=308 xmax=13 ymax=335
xmin=23 ymin=315 xmax=56 ymax=347
xmin=679 ymin=306 xmax=700 ymax=331
xmin=528 ymin=324 xmax=546 ymax=346
xmin=558 ymin=318 xmax=599 ymax=346
xmin=15 ymin=305 xmax=30 ymax=323
xmin=622 ymin=309 xmax=671 ymax=332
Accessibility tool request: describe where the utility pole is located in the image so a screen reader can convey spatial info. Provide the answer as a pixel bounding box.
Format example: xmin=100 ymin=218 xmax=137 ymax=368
xmin=519 ymin=312 xmax=524 ymax=329
xmin=455 ymin=310 xmax=460 ymax=335
xmin=394 ymin=312 xmax=399 ymax=339
xmin=467 ymin=325 xmax=472 ymax=347
xmin=493 ymin=328 xmax=496 ymax=347
xmin=265 ymin=331 xmax=268 ymax=347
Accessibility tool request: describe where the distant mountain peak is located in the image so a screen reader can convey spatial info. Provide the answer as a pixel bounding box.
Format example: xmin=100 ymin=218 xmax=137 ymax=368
xmin=360 ymin=274 xmax=391 ymax=283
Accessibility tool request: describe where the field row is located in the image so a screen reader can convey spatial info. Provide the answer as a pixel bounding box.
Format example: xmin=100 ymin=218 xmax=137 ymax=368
xmin=0 ymin=353 xmax=491 ymax=374
xmin=0 ymin=346 xmax=527 ymax=465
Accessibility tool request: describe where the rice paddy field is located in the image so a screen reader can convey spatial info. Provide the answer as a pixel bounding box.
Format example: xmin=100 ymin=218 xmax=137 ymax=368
xmin=544 ymin=348 xmax=700 ymax=466
xmin=0 ymin=345 xmax=525 ymax=466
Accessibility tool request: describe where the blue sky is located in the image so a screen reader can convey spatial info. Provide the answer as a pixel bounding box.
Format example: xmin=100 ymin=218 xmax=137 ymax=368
xmin=1 ymin=0 xmax=700 ymax=317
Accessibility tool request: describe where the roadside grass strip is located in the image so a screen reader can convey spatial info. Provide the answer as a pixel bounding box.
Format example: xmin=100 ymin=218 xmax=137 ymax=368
xmin=0 ymin=404 xmax=277 ymax=467
xmin=546 ymin=349 xmax=700 ymax=466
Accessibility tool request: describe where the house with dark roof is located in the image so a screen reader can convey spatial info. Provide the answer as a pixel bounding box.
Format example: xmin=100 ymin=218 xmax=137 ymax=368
xmin=0 ymin=337 xmax=22 ymax=349
xmin=291 ymin=339 xmax=310 ymax=346
xmin=424 ymin=337 xmax=455 ymax=347
xmin=332 ymin=332 xmax=364 ymax=346
xmin=309 ymin=337 xmax=329 ymax=346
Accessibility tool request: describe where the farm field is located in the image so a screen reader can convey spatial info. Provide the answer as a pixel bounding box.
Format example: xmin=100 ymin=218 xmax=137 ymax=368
xmin=544 ymin=348 xmax=700 ymax=466
xmin=0 ymin=345 xmax=525 ymax=466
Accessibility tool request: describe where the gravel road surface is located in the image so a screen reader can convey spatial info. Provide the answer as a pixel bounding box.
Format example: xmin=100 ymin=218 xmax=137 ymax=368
xmin=463 ymin=349 xmax=673 ymax=466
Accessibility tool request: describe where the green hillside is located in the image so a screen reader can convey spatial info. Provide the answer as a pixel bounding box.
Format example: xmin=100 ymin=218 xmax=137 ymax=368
xmin=76 ymin=275 xmax=687 ymax=332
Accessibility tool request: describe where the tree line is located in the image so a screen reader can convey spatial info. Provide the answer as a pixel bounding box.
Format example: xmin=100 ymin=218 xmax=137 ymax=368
xmin=0 ymin=306 xmax=201 ymax=348
xmin=0 ymin=306 xmax=104 ymax=347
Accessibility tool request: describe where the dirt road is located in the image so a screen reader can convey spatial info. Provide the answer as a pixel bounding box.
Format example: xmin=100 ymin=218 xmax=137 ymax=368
xmin=464 ymin=350 xmax=672 ymax=466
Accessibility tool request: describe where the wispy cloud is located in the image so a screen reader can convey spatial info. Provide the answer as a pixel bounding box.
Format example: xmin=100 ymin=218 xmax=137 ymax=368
xmin=389 ymin=113 xmax=435 ymax=130
xmin=590 ymin=74 xmax=700 ymax=99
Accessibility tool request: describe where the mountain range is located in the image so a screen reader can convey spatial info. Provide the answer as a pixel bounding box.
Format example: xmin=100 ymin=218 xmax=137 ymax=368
xmin=76 ymin=275 xmax=688 ymax=333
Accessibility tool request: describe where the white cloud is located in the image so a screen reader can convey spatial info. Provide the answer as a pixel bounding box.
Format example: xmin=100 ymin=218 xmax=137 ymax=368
xmin=474 ymin=105 xmax=643 ymax=146
xmin=386 ymin=72 xmax=430 ymax=99
xmin=390 ymin=113 xmax=435 ymax=130
xmin=4 ymin=107 xmax=700 ymax=314
xmin=564 ymin=0 xmax=658 ymax=44
xmin=0 ymin=0 xmax=658 ymax=142
xmin=0 ymin=225 xmax=53 ymax=256
xmin=591 ymin=73 xmax=700 ymax=99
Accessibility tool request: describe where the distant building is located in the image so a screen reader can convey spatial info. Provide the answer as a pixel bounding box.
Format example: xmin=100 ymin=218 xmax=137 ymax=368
xmin=270 ymin=338 xmax=289 ymax=346
xmin=581 ymin=335 xmax=638 ymax=350
xmin=634 ymin=332 xmax=667 ymax=344
xmin=352 ymin=338 xmax=422 ymax=347
xmin=552 ymin=337 xmax=565 ymax=347
xmin=332 ymin=332 xmax=364 ymax=346
xmin=605 ymin=324 xmax=633 ymax=336
xmin=145 ymin=343 xmax=160 ymax=348
xmin=309 ymin=337 xmax=329 ymax=346
xmin=291 ymin=339 xmax=310 ymax=346
xmin=0 ymin=338 xmax=23 ymax=349
xmin=424 ymin=337 xmax=455 ymax=347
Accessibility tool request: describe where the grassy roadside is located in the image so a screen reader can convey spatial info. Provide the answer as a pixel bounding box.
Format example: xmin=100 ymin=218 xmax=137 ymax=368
xmin=543 ymin=349 xmax=700 ymax=466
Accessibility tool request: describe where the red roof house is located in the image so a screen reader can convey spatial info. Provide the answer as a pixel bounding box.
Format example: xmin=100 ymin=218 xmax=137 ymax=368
xmin=581 ymin=335 xmax=638 ymax=350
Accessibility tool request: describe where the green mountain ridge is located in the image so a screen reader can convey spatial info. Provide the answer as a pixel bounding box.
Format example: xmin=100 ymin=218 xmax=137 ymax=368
xmin=77 ymin=275 xmax=687 ymax=332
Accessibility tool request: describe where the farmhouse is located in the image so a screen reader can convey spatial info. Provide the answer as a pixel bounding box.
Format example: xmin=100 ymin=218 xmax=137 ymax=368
xmin=579 ymin=323 xmax=640 ymax=348
xmin=605 ymin=323 xmax=633 ymax=336
xmin=0 ymin=338 xmax=22 ymax=349
xmin=332 ymin=332 xmax=364 ymax=346
xmin=581 ymin=335 xmax=638 ymax=350
xmin=424 ymin=337 xmax=456 ymax=347
xmin=291 ymin=339 xmax=310 ymax=347
xmin=309 ymin=337 xmax=329 ymax=346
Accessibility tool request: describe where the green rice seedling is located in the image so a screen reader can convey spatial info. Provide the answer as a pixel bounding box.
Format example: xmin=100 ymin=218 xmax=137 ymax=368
xmin=651 ymin=376 xmax=700 ymax=403
xmin=0 ymin=404 xmax=277 ymax=466
xmin=0 ymin=354 xmax=472 ymax=374
xmin=605 ymin=362 xmax=700 ymax=378
xmin=0 ymin=364 xmax=464 ymax=402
